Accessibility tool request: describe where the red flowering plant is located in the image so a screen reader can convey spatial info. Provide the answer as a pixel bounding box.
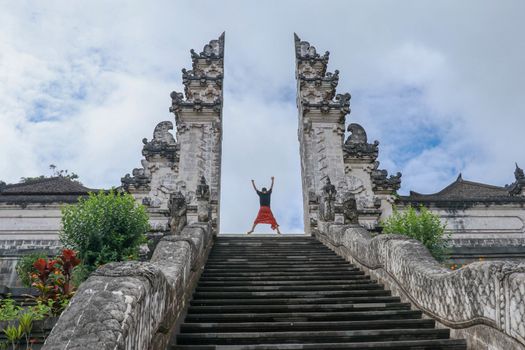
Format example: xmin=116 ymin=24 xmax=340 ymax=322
xmin=30 ymin=249 xmax=81 ymax=314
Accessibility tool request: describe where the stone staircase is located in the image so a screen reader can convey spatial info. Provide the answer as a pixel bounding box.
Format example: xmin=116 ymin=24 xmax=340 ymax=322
xmin=171 ymin=235 xmax=467 ymax=349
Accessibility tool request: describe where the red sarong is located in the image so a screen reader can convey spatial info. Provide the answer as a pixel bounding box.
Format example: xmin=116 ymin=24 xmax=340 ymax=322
xmin=254 ymin=206 xmax=279 ymax=230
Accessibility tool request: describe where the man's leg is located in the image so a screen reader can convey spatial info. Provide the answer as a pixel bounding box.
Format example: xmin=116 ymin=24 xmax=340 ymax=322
xmin=246 ymin=222 xmax=257 ymax=235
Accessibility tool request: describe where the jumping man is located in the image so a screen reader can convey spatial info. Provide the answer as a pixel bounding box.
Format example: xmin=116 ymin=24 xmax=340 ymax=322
xmin=247 ymin=176 xmax=281 ymax=235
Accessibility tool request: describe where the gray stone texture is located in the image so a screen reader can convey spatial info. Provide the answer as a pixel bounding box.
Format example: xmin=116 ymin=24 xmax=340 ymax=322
xmin=295 ymin=34 xmax=400 ymax=234
xmin=42 ymin=224 xmax=212 ymax=350
xmin=315 ymin=223 xmax=525 ymax=349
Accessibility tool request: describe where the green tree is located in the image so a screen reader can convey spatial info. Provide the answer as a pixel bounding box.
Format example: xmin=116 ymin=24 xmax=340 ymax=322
xmin=20 ymin=164 xmax=80 ymax=184
xmin=60 ymin=190 xmax=149 ymax=281
xmin=382 ymin=205 xmax=450 ymax=261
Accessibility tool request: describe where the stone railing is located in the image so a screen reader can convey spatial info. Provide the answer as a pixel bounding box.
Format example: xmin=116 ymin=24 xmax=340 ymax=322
xmin=315 ymin=222 xmax=525 ymax=350
xmin=42 ymin=223 xmax=213 ymax=350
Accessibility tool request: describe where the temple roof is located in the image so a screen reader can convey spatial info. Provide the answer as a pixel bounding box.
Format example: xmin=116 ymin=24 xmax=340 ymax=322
xmin=0 ymin=177 xmax=98 ymax=204
xmin=399 ymin=174 xmax=525 ymax=205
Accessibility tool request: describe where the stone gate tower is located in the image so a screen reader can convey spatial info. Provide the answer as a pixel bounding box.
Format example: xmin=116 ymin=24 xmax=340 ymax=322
xmin=122 ymin=34 xmax=224 ymax=234
xmin=295 ymin=34 xmax=401 ymax=234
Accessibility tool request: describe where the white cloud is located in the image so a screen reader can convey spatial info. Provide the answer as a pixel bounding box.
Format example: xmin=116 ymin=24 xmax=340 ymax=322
xmin=0 ymin=0 xmax=524 ymax=233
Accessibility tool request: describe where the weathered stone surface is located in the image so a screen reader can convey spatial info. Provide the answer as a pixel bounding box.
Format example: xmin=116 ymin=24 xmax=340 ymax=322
xmin=315 ymin=223 xmax=525 ymax=349
xmin=295 ymin=35 xmax=400 ymax=233
xmin=42 ymin=223 xmax=213 ymax=350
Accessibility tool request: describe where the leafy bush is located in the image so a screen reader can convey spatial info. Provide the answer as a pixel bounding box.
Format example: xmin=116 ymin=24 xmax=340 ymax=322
xmin=60 ymin=190 xmax=149 ymax=280
xmin=0 ymin=297 xmax=22 ymax=321
xmin=15 ymin=252 xmax=48 ymax=288
xmin=382 ymin=205 xmax=450 ymax=261
xmin=30 ymin=249 xmax=81 ymax=314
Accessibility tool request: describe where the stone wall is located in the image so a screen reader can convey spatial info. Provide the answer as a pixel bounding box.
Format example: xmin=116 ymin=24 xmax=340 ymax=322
xmin=315 ymin=222 xmax=525 ymax=349
xmin=0 ymin=238 xmax=62 ymax=287
xmin=42 ymin=223 xmax=213 ymax=350
xmin=0 ymin=204 xmax=62 ymax=239
xmin=397 ymin=204 xmax=525 ymax=241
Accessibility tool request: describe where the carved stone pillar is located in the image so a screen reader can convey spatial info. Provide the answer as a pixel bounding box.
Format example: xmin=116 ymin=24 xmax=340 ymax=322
xmin=169 ymin=33 xmax=224 ymax=234
xmin=295 ymin=34 xmax=349 ymax=234
xmin=295 ymin=35 xmax=401 ymax=232
xmin=122 ymin=34 xmax=225 ymax=235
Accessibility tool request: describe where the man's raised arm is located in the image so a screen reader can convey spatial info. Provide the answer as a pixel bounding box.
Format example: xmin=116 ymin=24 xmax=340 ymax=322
xmin=270 ymin=176 xmax=275 ymax=191
xmin=251 ymin=179 xmax=258 ymax=192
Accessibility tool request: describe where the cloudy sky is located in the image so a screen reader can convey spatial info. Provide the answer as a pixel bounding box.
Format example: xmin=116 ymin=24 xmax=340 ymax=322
xmin=1 ymin=1 xmax=524 ymax=233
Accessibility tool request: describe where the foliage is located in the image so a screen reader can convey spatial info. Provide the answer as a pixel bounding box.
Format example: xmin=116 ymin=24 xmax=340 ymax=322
xmin=60 ymin=190 xmax=149 ymax=280
xmin=18 ymin=313 xmax=33 ymax=350
xmin=30 ymin=249 xmax=80 ymax=315
xmin=382 ymin=205 xmax=450 ymax=261
xmin=15 ymin=252 xmax=48 ymax=288
xmin=28 ymin=300 xmax=53 ymax=320
xmin=3 ymin=324 xmax=22 ymax=350
xmin=0 ymin=313 xmax=34 ymax=350
xmin=20 ymin=164 xmax=80 ymax=184
xmin=0 ymin=298 xmax=22 ymax=321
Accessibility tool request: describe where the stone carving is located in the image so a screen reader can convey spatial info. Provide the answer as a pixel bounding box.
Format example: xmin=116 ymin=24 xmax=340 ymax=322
xmin=294 ymin=33 xmax=329 ymax=62
xmin=190 ymin=32 xmax=225 ymax=59
xmin=121 ymin=161 xmax=151 ymax=192
xmin=371 ymin=163 xmax=402 ymax=192
xmin=317 ymin=224 xmax=525 ymax=350
xmin=142 ymin=121 xmax=178 ymax=162
xmin=121 ymin=121 xmax=178 ymax=193
xmin=341 ymin=192 xmax=359 ymax=224
xmin=168 ymin=191 xmax=187 ymax=235
xmin=508 ymin=163 xmax=525 ymax=196
xmin=43 ymin=224 xmax=213 ymax=350
xmin=515 ymin=163 xmax=524 ymax=180
xmin=319 ymin=176 xmax=337 ymax=222
xmin=343 ymin=123 xmax=379 ymax=159
xmin=196 ymin=176 xmax=210 ymax=201
xmin=196 ymin=176 xmax=211 ymax=223
xmin=166 ymin=34 xmax=224 ymax=232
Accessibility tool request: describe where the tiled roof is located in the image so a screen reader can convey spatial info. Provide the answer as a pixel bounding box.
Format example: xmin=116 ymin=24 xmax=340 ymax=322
xmin=0 ymin=177 xmax=98 ymax=204
xmin=399 ymin=174 xmax=525 ymax=204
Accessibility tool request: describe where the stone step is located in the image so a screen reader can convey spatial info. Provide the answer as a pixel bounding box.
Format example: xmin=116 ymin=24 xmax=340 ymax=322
xmin=187 ymin=303 xmax=411 ymax=314
xmin=180 ymin=318 xmax=435 ymax=333
xmin=184 ymin=309 xmax=423 ymax=323
xmin=202 ymin=267 xmax=360 ymax=274
xmin=170 ymin=236 xmax=466 ymax=350
xmin=197 ymin=278 xmax=372 ymax=287
xmin=206 ymin=257 xmax=345 ymax=262
xmin=201 ymin=270 xmax=364 ymax=277
xmin=172 ymin=338 xmax=467 ymax=349
xmin=199 ymin=274 xmax=366 ymax=281
xmin=190 ymin=296 xmax=401 ymax=306
xmin=176 ymin=328 xmax=451 ymax=345
xmin=203 ymin=260 xmax=350 ymax=270
xmin=195 ymin=283 xmax=385 ymax=293
xmin=207 ymin=255 xmax=343 ymax=260
xmin=193 ymin=290 xmax=393 ymax=300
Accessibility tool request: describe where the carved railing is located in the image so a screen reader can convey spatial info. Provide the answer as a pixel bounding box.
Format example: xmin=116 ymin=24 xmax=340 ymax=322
xmin=315 ymin=222 xmax=525 ymax=349
xmin=42 ymin=223 xmax=213 ymax=350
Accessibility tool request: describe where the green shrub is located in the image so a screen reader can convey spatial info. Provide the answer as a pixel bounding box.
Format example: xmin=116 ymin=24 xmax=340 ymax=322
xmin=15 ymin=252 xmax=48 ymax=287
xmin=60 ymin=190 xmax=149 ymax=280
xmin=382 ymin=205 xmax=450 ymax=261
xmin=0 ymin=297 xmax=22 ymax=321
